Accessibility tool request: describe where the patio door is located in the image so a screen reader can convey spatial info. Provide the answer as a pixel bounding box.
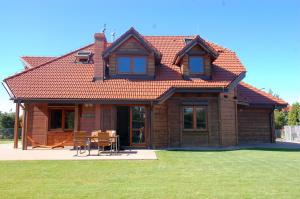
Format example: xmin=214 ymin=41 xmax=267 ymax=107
xmin=130 ymin=106 xmax=146 ymax=146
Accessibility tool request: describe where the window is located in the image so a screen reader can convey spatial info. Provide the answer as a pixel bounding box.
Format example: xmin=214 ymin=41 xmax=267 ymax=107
xmin=189 ymin=56 xmax=204 ymax=73
xmin=50 ymin=110 xmax=62 ymax=129
xmin=133 ymin=57 xmax=146 ymax=73
xmin=117 ymin=57 xmax=131 ymax=73
xmin=117 ymin=56 xmax=147 ymax=74
xmin=49 ymin=109 xmax=75 ymax=131
xmin=64 ymin=110 xmax=75 ymax=130
xmin=183 ymin=106 xmax=207 ymax=130
xmin=183 ymin=107 xmax=193 ymax=129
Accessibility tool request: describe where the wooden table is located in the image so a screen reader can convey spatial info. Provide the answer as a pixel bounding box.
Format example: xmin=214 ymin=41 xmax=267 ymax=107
xmin=86 ymin=135 xmax=119 ymax=156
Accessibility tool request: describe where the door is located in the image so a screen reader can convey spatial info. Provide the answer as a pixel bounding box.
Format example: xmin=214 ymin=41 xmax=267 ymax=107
xmin=130 ymin=106 xmax=146 ymax=146
xmin=116 ymin=106 xmax=130 ymax=146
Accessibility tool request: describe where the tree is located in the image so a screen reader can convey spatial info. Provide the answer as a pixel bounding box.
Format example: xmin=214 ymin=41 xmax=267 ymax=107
xmin=268 ymin=89 xmax=280 ymax=98
xmin=288 ymin=102 xmax=300 ymax=125
xmin=0 ymin=112 xmax=15 ymax=128
xmin=274 ymin=110 xmax=288 ymax=129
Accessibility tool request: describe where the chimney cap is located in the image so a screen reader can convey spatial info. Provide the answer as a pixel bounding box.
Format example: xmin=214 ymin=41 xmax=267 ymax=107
xmin=94 ymin=33 xmax=106 ymax=41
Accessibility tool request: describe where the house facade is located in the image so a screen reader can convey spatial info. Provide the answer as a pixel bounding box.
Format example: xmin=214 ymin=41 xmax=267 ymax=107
xmin=3 ymin=27 xmax=287 ymax=149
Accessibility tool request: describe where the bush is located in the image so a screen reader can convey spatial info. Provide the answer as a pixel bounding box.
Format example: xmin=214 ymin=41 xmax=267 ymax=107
xmin=288 ymin=103 xmax=300 ymax=126
xmin=0 ymin=128 xmax=22 ymax=139
xmin=0 ymin=112 xmax=15 ymax=129
xmin=274 ymin=110 xmax=288 ymax=129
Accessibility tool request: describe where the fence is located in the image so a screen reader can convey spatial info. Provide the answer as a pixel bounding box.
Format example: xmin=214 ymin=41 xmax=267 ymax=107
xmin=0 ymin=128 xmax=22 ymax=139
xmin=276 ymin=126 xmax=300 ymax=142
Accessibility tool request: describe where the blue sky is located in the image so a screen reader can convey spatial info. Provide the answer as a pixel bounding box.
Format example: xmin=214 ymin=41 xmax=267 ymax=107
xmin=0 ymin=0 xmax=299 ymax=112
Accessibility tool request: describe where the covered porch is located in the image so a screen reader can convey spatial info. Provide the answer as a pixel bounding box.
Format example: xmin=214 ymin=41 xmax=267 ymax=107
xmin=13 ymin=102 xmax=153 ymax=150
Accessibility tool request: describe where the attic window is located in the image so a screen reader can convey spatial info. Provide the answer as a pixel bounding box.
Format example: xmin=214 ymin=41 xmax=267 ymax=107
xmin=184 ymin=38 xmax=193 ymax=45
xmin=75 ymin=51 xmax=91 ymax=63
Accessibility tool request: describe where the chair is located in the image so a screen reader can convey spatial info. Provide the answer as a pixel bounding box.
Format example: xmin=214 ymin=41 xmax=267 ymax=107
xmin=97 ymin=132 xmax=112 ymax=155
xmin=107 ymin=130 xmax=118 ymax=152
xmin=90 ymin=130 xmax=101 ymax=143
xmin=73 ymin=131 xmax=88 ymax=156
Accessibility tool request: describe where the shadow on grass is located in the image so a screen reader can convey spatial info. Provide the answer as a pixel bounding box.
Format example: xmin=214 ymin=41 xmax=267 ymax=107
xmin=239 ymin=148 xmax=300 ymax=152
xmin=166 ymin=148 xmax=300 ymax=153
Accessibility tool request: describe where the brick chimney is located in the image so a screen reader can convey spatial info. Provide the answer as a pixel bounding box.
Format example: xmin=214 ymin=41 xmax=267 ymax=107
xmin=93 ymin=33 xmax=107 ymax=81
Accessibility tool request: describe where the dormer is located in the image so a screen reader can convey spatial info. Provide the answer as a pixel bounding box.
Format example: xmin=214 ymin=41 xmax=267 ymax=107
xmin=173 ymin=36 xmax=219 ymax=79
xmin=102 ymin=27 xmax=161 ymax=79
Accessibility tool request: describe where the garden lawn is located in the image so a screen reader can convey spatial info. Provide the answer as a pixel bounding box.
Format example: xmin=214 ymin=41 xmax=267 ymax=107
xmin=0 ymin=149 xmax=300 ymax=199
xmin=0 ymin=139 xmax=16 ymax=144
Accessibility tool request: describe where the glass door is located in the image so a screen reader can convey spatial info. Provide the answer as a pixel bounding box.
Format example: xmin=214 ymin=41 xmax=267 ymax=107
xmin=130 ymin=106 xmax=146 ymax=146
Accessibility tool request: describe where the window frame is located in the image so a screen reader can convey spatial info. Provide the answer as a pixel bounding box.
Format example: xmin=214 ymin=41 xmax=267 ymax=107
xmin=188 ymin=56 xmax=205 ymax=74
xmin=183 ymin=106 xmax=208 ymax=131
xmin=116 ymin=55 xmax=147 ymax=74
xmin=48 ymin=108 xmax=75 ymax=131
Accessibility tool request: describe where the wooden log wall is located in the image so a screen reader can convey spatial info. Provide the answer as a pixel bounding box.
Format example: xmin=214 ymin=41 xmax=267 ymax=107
xmin=238 ymin=107 xmax=272 ymax=143
xmin=219 ymin=90 xmax=238 ymax=146
xmin=27 ymin=103 xmax=48 ymax=145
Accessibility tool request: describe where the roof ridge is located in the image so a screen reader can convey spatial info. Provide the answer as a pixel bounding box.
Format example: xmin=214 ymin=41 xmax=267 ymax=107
xmin=143 ymin=35 xmax=196 ymax=37
xmin=4 ymin=43 xmax=94 ymax=82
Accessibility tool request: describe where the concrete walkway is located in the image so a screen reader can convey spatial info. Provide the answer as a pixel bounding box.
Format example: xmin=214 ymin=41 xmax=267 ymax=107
xmin=0 ymin=143 xmax=157 ymax=161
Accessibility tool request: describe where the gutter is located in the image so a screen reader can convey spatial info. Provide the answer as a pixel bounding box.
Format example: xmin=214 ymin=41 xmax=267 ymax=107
xmin=157 ymin=87 xmax=228 ymax=104
xmin=2 ymin=81 xmax=15 ymax=100
xmin=12 ymin=98 xmax=157 ymax=105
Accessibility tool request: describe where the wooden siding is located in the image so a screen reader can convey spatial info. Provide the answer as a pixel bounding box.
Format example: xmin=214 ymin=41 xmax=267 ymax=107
xmin=181 ymin=45 xmax=212 ymax=78
xmin=27 ymin=103 xmax=48 ymax=145
xmin=181 ymin=96 xmax=219 ymax=147
xmin=238 ymin=107 xmax=272 ymax=143
xmin=108 ymin=36 xmax=155 ymax=77
xmin=79 ymin=105 xmax=95 ymax=132
xmin=47 ymin=132 xmax=73 ymax=146
xmin=152 ymin=103 xmax=169 ymax=148
xmin=100 ymin=105 xmax=116 ymax=130
xmin=167 ymin=97 xmax=181 ymax=147
xmin=152 ymin=93 xmax=220 ymax=147
xmin=219 ymin=90 xmax=238 ymax=146
xmin=25 ymin=99 xmax=274 ymax=148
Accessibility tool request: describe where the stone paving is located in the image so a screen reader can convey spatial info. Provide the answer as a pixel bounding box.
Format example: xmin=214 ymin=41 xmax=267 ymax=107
xmin=0 ymin=143 xmax=157 ymax=161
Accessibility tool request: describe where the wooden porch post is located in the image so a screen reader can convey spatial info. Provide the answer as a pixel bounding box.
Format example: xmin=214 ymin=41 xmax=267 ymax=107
xmin=74 ymin=104 xmax=79 ymax=132
xmin=13 ymin=102 xmax=20 ymax=148
xmin=21 ymin=104 xmax=28 ymax=150
xmin=95 ymin=104 xmax=101 ymax=130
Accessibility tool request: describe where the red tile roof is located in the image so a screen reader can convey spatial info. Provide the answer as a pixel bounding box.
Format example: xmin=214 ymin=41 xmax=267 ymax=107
xmin=237 ymin=82 xmax=287 ymax=106
xmin=21 ymin=56 xmax=56 ymax=68
xmin=4 ymin=34 xmax=284 ymax=106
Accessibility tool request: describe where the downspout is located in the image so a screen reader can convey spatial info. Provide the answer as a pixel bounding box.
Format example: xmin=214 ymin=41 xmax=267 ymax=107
xmin=269 ymin=106 xmax=275 ymax=143
xmin=149 ymin=101 xmax=153 ymax=149
xmin=21 ymin=104 xmax=28 ymax=150
xmin=218 ymin=93 xmax=222 ymax=146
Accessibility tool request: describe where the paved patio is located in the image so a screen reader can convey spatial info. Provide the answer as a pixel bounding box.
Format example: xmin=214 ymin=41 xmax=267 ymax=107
xmin=0 ymin=143 xmax=157 ymax=161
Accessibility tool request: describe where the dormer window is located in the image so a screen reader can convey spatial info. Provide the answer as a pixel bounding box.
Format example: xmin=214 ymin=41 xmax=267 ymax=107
xmin=117 ymin=56 xmax=147 ymax=74
xmin=75 ymin=51 xmax=91 ymax=64
xmin=189 ymin=56 xmax=204 ymax=74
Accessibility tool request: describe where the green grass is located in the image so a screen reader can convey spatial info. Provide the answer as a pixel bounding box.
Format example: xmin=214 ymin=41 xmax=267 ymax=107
xmin=0 ymin=139 xmax=15 ymax=144
xmin=0 ymin=149 xmax=300 ymax=199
